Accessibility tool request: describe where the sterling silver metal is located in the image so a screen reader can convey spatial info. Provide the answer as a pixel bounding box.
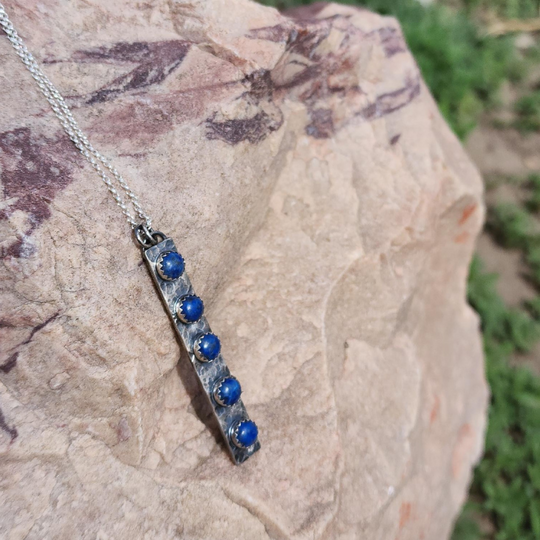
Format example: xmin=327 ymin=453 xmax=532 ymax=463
xmin=231 ymin=421 xmax=254 ymax=449
xmin=213 ymin=376 xmax=242 ymax=407
xmin=156 ymin=252 xmax=182 ymax=281
xmin=194 ymin=333 xmax=216 ymax=362
xmin=142 ymin=235 xmax=260 ymax=464
xmin=0 ymin=4 xmax=260 ymax=464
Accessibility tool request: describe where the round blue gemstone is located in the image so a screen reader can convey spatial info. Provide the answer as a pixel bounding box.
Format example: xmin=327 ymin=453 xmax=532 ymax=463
xmin=158 ymin=251 xmax=184 ymax=280
xmin=215 ymin=377 xmax=241 ymax=407
xmin=196 ymin=333 xmax=221 ymax=362
xmin=177 ymin=295 xmax=204 ymax=323
xmin=233 ymin=420 xmax=258 ymax=448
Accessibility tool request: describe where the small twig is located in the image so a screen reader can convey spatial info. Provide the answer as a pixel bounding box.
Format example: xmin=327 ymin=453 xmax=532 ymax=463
xmin=487 ymin=18 xmax=540 ymax=37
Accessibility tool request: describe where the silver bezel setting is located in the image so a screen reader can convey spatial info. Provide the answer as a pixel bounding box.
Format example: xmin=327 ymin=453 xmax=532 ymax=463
xmin=156 ymin=251 xmax=184 ymax=281
xmin=175 ymin=295 xmax=203 ymax=324
xmin=194 ymin=332 xmax=219 ymax=362
xmin=230 ymin=419 xmax=257 ymax=449
xmin=214 ymin=376 xmax=241 ymax=407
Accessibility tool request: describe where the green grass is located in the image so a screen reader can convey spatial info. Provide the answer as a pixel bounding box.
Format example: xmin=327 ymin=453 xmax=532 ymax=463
xmin=453 ymin=254 xmax=540 ymax=539
xmin=526 ymin=174 xmax=540 ymax=212
xmin=487 ymin=179 xmax=540 ymax=287
xmin=514 ymin=90 xmax=540 ymax=133
xmin=453 ymin=175 xmax=540 ymax=538
xmin=260 ymin=0 xmax=522 ymax=139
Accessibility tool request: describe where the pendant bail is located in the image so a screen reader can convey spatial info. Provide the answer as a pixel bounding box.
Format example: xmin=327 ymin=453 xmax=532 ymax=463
xmin=135 ymin=224 xmax=166 ymax=248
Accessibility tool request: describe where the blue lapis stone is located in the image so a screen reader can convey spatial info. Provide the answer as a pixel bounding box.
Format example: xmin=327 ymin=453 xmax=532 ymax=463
xmin=157 ymin=251 xmax=184 ymax=281
xmin=176 ymin=295 xmax=204 ymax=323
xmin=215 ymin=377 xmax=241 ymax=407
xmin=195 ymin=333 xmax=221 ymax=362
xmin=233 ymin=419 xmax=258 ymax=448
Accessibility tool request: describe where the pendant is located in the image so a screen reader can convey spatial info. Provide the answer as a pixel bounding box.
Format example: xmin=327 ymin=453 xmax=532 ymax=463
xmin=135 ymin=225 xmax=260 ymax=465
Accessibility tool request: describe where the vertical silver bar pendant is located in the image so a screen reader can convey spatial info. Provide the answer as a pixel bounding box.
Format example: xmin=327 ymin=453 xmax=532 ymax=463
xmin=139 ymin=231 xmax=260 ymax=465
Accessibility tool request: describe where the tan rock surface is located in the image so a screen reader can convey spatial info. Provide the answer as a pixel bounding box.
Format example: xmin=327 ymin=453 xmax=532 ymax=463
xmin=0 ymin=1 xmax=487 ymax=538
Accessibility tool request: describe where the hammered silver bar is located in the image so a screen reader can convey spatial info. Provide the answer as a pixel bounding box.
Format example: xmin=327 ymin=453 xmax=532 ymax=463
xmin=142 ymin=236 xmax=260 ymax=464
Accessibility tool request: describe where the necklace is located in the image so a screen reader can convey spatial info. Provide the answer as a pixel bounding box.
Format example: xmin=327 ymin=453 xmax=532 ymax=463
xmin=0 ymin=3 xmax=260 ymax=465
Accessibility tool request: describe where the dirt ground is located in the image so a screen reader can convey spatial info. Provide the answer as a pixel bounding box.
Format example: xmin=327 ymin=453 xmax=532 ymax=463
xmin=466 ymin=61 xmax=540 ymax=373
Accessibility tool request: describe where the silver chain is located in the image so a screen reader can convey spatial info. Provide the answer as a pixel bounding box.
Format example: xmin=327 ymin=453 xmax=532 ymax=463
xmin=0 ymin=3 xmax=153 ymax=229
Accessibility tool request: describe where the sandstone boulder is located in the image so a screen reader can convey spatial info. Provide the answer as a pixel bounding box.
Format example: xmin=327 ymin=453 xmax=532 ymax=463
xmin=0 ymin=1 xmax=487 ymax=538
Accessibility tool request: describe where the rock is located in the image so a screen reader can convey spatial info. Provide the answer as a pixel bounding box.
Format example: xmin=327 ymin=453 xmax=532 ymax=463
xmin=0 ymin=1 xmax=487 ymax=539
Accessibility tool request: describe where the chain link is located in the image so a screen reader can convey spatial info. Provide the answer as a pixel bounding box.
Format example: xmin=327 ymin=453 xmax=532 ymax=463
xmin=0 ymin=3 xmax=153 ymax=229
